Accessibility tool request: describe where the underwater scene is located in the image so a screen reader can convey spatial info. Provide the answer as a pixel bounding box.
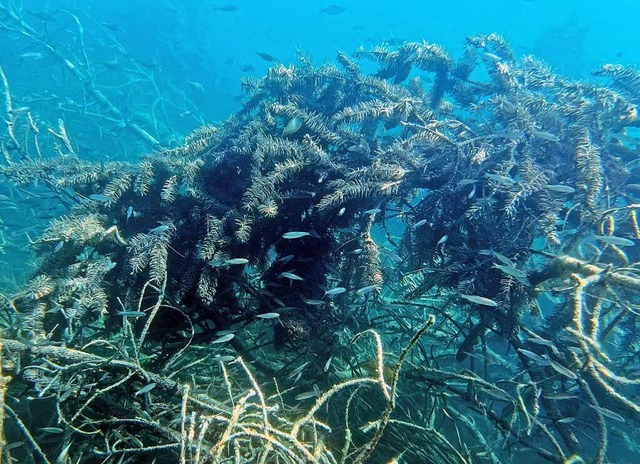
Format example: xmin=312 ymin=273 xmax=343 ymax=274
xmin=1 ymin=0 xmax=640 ymax=462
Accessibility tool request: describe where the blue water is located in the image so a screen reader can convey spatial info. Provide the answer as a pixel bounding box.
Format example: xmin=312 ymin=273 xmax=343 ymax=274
xmin=62 ymin=0 xmax=640 ymax=124
xmin=1 ymin=1 xmax=640 ymax=462
xmin=140 ymin=0 xmax=633 ymax=113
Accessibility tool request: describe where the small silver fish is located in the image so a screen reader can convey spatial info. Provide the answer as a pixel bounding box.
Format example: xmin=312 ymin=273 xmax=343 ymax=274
xmin=282 ymin=117 xmax=302 ymax=136
xmin=279 ymin=271 xmax=304 ymax=281
xmin=527 ymin=336 xmax=555 ymax=347
xmin=532 ymin=130 xmax=560 ymax=142
xmin=493 ymin=252 xmax=514 ymax=266
xmin=21 ymin=52 xmax=43 ymax=60
xmin=135 ymin=382 xmax=157 ymax=396
xmin=543 ymin=393 xmax=578 ymax=400
xmin=288 ymin=361 xmax=310 ymax=379
xmin=256 ymin=312 xmax=280 ymax=319
xmin=493 ymin=263 xmax=527 ymax=279
xmin=545 ymin=184 xmax=575 ymax=194
xmin=282 ymin=231 xmax=318 ymax=239
xmin=187 ymin=80 xmax=206 ymax=93
xmin=89 ymin=194 xmax=111 ymax=202
xmin=482 ymin=52 xmax=501 ymax=62
xmin=478 ymin=387 xmax=512 ymax=402
xmin=364 ymin=208 xmax=381 ymax=215
xmin=557 ymin=417 xmax=575 ymax=424
xmin=323 ymin=356 xmax=333 ymax=372
xmin=295 ymin=390 xmax=318 ymax=401
xmin=11 ymin=106 xmax=31 ymax=114
xmin=149 ymin=225 xmax=170 ymax=235
xmin=277 ymin=254 xmax=295 ymax=264
xmin=126 ymin=206 xmax=134 ymax=223
xmin=589 ymin=405 xmax=624 ymax=422
xmin=518 ymin=349 xmax=549 ymax=365
xmin=224 ymin=258 xmax=249 ymax=265
xmin=413 ymin=219 xmax=427 ymax=229
xmin=548 ymin=360 xmax=577 ymax=379
xmin=216 ymin=329 xmax=236 ymax=336
xmin=356 ymin=285 xmax=381 ymax=296
xmin=485 ymin=173 xmax=517 ymax=187
xmin=460 ymin=294 xmax=498 ymax=307
xmin=324 ymin=287 xmax=347 ymax=297
xmin=39 ymin=427 xmax=64 ymax=434
xmin=212 ymin=333 xmax=235 ymax=344
xmin=116 ymin=311 xmax=146 ymax=318
xmin=594 ymin=235 xmax=635 ymax=247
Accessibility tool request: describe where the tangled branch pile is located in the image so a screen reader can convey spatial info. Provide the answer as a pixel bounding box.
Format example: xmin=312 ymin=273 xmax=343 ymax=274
xmin=2 ymin=32 xmax=640 ymax=463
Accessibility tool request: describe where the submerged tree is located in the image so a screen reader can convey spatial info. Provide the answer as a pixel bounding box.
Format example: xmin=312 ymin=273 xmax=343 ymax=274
xmin=1 ymin=30 xmax=640 ymax=463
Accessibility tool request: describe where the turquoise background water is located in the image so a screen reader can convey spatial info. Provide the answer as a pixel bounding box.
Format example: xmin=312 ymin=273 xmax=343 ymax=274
xmin=80 ymin=0 xmax=640 ymax=122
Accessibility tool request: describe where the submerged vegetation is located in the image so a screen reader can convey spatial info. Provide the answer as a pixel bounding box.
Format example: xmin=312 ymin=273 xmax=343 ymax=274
xmin=0 ymin=5 xmax=640 ymax=462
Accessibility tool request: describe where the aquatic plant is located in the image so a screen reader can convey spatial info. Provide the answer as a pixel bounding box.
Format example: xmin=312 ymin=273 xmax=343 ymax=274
xmin=1 ymin=20 xmax=640 ymax=463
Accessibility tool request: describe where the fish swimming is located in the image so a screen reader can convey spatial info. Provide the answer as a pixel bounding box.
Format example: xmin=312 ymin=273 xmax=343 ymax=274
xmin=282 ymin=117 xmax=302 ymax=136
xmin=135 ymin=383 xmax=157 ymax=396
xmin=485 ymin=173 xmax=517 ymax=187
xmin=256 ymin=312 xmax=280 ymax=319
xmin=324 ymin=287 xmax=347 ymax=297
xmin=212 ymin=333 xmax=235 ymax=344
xmin=149 ymin=225 xmax=170 ymax=235
xmin=256 ymin=52 xmax=277 ymax=62
xmin=548 ymin=360 xmax=577 ymax=379
xmin=460 ymin=294 xmax=498 ymax=307
xmin=545 ymin=184 xmax=575 ymax=194
xmin=214 ymin=4 xmax=239 ymax=12
xmin=320 ymin=5 xmax=346 ymax=15
xmin=279 ymin=271 xmax=304 ymax=281
xmin=282 ymin=231 xmax=319 ymax=239
xmin=493 ymin=263 xmax=528 ymax=279
xmin=594 ymin=235 xmax=635 ymax=247
xmin=88 ymin=194 xmax=111 ymax=202
xmin=532 ymin=130 xmax=560 ymax=142
xmin=518 ymin=349 xmax=549 ymax=365
xmin=224 ymin=258 xmax=249 ymax=265
xmin=116 ymin=311 xmax=146 ymax=318
xmin=20 ymin=52 xmax=43 ymax=60
xmin=356 ymin=285 xmax=381 ymax=296
xmin=187 ymin=80 xmax=206 ymax=93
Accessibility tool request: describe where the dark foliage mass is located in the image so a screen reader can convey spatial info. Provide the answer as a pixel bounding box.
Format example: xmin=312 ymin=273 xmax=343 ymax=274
xmin=2 ymin=23 xmax=640 ymax=463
